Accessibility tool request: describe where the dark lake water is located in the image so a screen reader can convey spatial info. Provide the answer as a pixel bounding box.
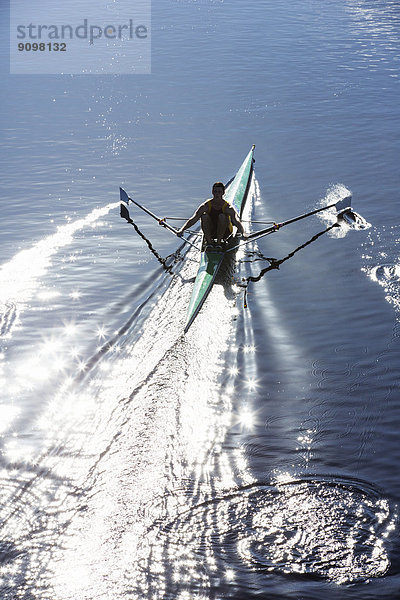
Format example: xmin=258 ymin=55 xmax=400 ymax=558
xmin=1 ymin=0 xmax=400 ymax=598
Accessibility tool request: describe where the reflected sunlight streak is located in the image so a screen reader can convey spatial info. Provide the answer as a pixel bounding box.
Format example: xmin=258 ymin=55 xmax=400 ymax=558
xmin=0 ymin=203 xmax=118 ymax=310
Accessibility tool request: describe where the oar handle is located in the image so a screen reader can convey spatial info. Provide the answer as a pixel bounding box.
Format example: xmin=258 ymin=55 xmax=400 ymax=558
xmin=120 ymin=188 xmax=199 ymax=250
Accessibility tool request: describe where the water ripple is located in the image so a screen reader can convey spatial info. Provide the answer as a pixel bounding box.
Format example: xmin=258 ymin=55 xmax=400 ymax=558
xmin=368 ymin=263 xmax=400 ymax=313
xmin=0 ymin=303 xmax=17 ymax=339
xmin=370 ymin=264 xmax=400 ymax=285
xmin=146 ymin=476 xmax=397 ymax=589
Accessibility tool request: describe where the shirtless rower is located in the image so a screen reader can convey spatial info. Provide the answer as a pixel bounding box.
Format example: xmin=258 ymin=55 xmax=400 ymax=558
xmin=177 ymin=182 xmax=246 ymax=248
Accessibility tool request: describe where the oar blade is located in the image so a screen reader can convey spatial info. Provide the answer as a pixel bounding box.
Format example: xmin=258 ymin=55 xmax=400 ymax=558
xmin=335 ymin=195 xmax=371 ymax=230
xmin=120 ymin=187 xmax=130 ymax=204
xmin=335 ymin=195 xmax=352 ymax=214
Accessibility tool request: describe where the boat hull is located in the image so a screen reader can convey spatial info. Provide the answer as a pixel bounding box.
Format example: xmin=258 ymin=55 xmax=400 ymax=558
xmin=184 ymin=146 xmax=255 ymax=333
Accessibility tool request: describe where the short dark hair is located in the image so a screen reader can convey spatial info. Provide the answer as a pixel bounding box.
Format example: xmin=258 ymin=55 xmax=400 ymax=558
xmin=212 ymin=182 xmax=225 ymax=193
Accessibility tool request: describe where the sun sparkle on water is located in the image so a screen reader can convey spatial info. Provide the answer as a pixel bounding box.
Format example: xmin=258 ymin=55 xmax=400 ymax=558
xmin=37 ymin=289 xmax=61 ymax=301
xmin=246 ymin=377 xmax=258 ymax=391
xmin=39 ymin=337 xmax=63 ymax=356
xmin=237 ymin=408 xmax=255 ymax=430
xmin=62 ymin=321 xmax=77 ymax=336
xmin=96 ymin=325 xmax=108 ymax=339
xmin=0 ymin=404 xmax=19 ymax=434
xmin=243 ymin=344 xmax=256 ymax=354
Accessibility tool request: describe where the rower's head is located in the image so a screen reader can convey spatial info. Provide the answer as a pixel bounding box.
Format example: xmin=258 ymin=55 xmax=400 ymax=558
xmin=212 ymin=182 xmax=225 ymax=197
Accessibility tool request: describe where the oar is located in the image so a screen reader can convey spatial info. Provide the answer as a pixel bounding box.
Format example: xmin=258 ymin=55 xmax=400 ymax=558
xmin=120 ymin=188 xmax=199 ymax=250
xmin=248 ymin=196 xmax=352 ymax=240
xmin=226 ymin=196 xmax=352 ymax=253
xmin=120 ymin=203 xmax=178 ymax=272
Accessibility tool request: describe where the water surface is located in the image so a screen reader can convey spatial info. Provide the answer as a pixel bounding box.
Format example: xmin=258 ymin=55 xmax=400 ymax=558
xmin=1 ymin=0 xmax=400 ymax=598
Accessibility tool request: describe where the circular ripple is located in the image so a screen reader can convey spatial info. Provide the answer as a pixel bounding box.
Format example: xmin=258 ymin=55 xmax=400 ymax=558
xmin=372 ymin=264 xmax=400 ymax=285
xmin=369 ymin=264 xmax=400 ymax=313
xmin=156 ymin=476 xmax=397 ymax=585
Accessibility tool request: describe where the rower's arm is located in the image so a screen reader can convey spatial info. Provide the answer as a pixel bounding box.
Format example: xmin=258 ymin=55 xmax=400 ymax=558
xmin=229 ymin=208 xmax=245 ymax=236
xmin=177 ymin=203 xmax=207 ymax=234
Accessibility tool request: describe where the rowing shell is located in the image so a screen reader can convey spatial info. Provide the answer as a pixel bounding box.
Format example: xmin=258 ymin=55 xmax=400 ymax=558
xmin=184 ymin=145 xmax=255 ymax=333
xmin=119 ymin=147 xmax=366 ymax=333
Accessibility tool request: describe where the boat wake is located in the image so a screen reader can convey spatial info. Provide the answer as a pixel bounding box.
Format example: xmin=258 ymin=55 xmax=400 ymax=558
xmin=0 ymin=181 xmax=257 ymax=599
xmin=0 ymin=202 xmax=120 ymax=342
xmin=0 ymin=179 xmax=398 ymax=599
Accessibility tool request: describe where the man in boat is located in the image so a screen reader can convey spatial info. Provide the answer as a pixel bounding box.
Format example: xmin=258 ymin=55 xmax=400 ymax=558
xmin=177 ymin=182 xmax=246 ymax=249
